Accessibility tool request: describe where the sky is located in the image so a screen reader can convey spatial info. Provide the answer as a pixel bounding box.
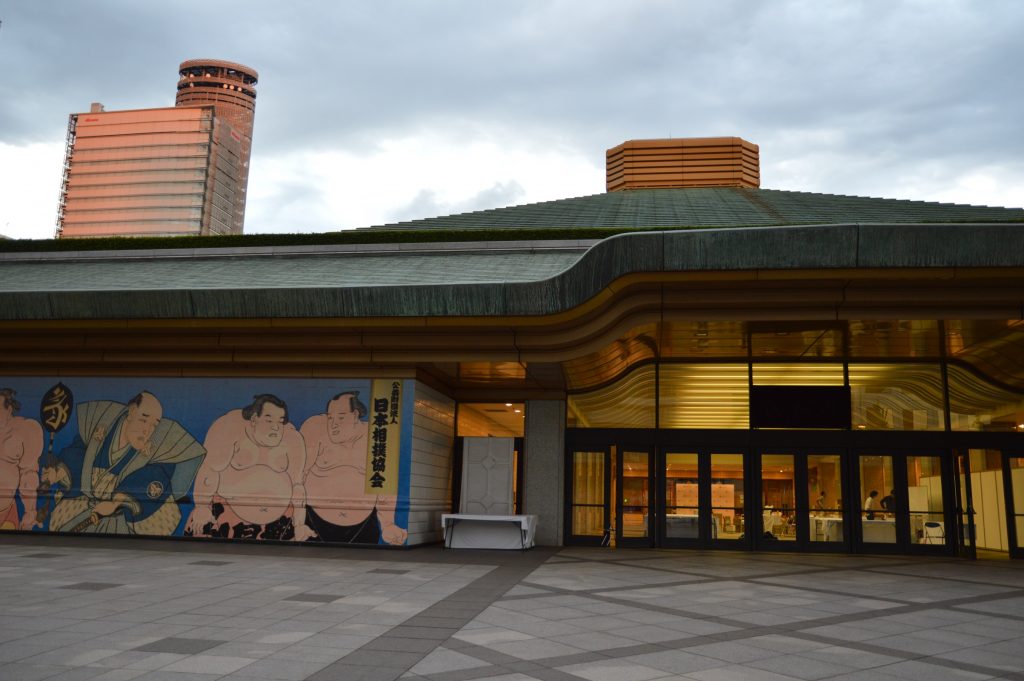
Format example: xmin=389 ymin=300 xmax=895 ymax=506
xmin=1 ymin=0 xmax=1022 ymax=240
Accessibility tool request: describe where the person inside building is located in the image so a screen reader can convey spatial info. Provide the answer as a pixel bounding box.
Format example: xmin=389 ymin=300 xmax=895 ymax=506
xmin=863 ymin=489 xmax=879 ymax=520
xmin=880 ymin=489 xmax=896 ymax=517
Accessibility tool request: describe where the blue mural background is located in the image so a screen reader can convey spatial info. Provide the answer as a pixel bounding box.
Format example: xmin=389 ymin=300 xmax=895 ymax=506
xmin=0 ymin=376 xmax=414 ymax=543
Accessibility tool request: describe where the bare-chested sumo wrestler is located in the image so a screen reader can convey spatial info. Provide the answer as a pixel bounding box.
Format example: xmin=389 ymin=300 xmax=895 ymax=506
xmin=186 ymin=394 xmax=306 ymax=540
xmin=0 ymin=389 xmax=44 ymax=530
xmin=297 ymin=392 xmax=407 ymax=545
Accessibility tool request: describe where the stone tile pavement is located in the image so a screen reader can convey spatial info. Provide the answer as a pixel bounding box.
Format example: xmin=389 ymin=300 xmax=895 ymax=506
xmin=1 ymin=535 xmax=1023 ymax=681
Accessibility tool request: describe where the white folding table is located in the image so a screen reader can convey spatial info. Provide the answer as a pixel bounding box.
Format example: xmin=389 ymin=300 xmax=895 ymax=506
xmin=441 ymin=513 xmax=537 ymax=550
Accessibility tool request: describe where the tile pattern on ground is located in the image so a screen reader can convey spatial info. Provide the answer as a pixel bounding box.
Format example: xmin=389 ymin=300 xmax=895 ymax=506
xmin=1 ymin=537 xmax=1023 ymax=681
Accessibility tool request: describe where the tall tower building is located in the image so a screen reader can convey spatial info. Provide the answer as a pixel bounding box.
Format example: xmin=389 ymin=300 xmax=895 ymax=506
xmin=56 ymin=59 xmax=258 ymax=239
xmin=175 ymin=59 xmax=259 ymax=235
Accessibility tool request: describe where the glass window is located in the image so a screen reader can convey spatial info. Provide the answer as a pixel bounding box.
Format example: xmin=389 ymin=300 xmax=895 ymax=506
xmin=567 ymin=364 xmax=655 ymax=428
xmin=849 ymin=320 xmax=940 ymax=358
xmin=665 ymin=453 xmax=699 ymax=539
xmin=659 ymin=364 xmax=748 ymax=429
xmin=659 ymin=321 xmax=747 ymax=359
xmin=761 ymin=454 xmax=795 ymax=542
xmin=860 ymin=455 xmax=896 ymax=543
xmin=752 ymin=363 xmax=844 ymax=386
xmin=849 ymin=364 xmax=945 ymax=431
xmin=711 ymin=453 xmax=744 ymax=540
xmin=946 ymin=320 xmax=1024 ymax=388
xmin=562 ymin=323 xmax=659 ymax=390
xmin=457 ymin=403 xmax=524 ymax=437
xmin=571 ymin=451 xmax=605 ymax=537
xmin=751 ymin=326 xmax=842 ymax=358
xmin=948 ymin=364 xmax=1024 ymax=432
xmin=907 ymin=456 xmax=945 ymax=545
xmin=809 ymin=454 xmax=844 ymax=543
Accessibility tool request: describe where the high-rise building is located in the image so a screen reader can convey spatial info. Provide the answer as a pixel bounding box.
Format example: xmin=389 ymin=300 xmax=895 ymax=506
xmin=175 ymin=59 xmax=259 ymax=235
xmin=56 ymin=59 xmax=257 ymax=238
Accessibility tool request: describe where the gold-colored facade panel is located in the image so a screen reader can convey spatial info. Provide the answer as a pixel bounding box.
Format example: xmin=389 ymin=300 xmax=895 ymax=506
xmin=659 ymin=364 xmax=749 ymax=429
xmin=567 ymin=364 xmax=656 ymax=429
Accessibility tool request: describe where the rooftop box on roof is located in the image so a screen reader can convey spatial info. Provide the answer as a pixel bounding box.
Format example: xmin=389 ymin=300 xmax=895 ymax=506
xmin=607 ymin=137 xmax=760 ymax=191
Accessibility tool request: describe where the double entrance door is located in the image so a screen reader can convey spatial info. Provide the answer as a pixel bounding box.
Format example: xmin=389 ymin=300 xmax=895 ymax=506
xmin=569 ymin=444 xmax=834 ymax=550
xmin=658 ymin=448 xmax=850 ymax=551
xmin=567 ymin=440 xmax=1024 ymax=556
xmin=954 ymin=449 xmax=1024 ymax=559
xmin=567 ymin=445 xmax=655 ymax=547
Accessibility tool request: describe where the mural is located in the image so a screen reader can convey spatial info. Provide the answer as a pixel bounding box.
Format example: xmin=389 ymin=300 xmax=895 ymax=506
xmin=0 ymin=388 xmax=44 ymax=531
xmin=0 ymin=377 xmax=413 ymax=545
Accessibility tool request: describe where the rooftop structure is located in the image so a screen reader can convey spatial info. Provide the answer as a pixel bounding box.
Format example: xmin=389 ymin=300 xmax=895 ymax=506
xmin=607 ymin=137 xmax=760 ymax=191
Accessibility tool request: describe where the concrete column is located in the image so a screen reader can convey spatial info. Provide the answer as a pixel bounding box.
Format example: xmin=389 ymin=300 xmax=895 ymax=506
xmin=523 ymin=400 xmax=565 ymax=546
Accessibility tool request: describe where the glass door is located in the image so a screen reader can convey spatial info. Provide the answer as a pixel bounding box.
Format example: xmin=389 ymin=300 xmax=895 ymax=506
xmin=661 ymin=450 xmax=747 ymax=547
xmin=808 ymin=454 xmax=845 ymax=547
xmin=1006 ymin=456 xmax=1024 ymax=559
xmin=906 ymin=455 xmax=947 ymax=547
xmin=858 ymin=455 xmax=898 ymax=545
xmin=755 ymin=451 xmax=846 ymax=551
xmin=568 ymin=448 xmax=609 ymax=546
xmin=856 ymin=452 xmax=950 ymax=551
xmin=710 ymin=453 xmax=746 ymax=545
xmin=759 ymin=453 xmax=797 ymax=546
xmin=663 ymin=452 xmax=701 ymax=545
xmin=954 ymin=448 xmax=1016 ymax=556
xmin=953 ymin=451 xmax=976 ymax=559
xmin=617 ymin=447 xmax=653 ymax=547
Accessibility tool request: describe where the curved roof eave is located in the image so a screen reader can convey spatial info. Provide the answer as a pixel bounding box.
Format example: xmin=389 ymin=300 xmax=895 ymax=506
xmin=1 ymin=223 xmax=1023 ymax=321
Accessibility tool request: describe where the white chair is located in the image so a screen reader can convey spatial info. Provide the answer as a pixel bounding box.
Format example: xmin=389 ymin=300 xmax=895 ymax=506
xmin=922 ymin=521 xmax=945 ymax=545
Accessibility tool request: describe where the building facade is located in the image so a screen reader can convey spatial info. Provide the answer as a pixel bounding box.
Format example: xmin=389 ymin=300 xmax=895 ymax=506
xmin=8 ymin=138 xmax=1024 ymax=558
xmin=56 ymin=59 xmax=257 ymax=239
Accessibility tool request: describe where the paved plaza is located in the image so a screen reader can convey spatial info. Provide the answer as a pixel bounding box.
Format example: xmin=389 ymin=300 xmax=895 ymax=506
xmin=1 ymin=535 xmax=1023 ymax=681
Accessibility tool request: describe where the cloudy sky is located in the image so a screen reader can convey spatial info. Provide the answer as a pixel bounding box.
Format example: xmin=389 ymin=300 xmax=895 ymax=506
xmin=1 ymin=1 xmax=1022 ymax=239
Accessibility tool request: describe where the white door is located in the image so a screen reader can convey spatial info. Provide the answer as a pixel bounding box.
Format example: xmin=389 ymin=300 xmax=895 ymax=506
xmin=461 ymin=437 xmax=515 ymax=515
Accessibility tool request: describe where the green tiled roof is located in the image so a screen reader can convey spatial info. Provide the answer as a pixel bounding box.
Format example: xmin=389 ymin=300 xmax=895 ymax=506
xmin=365 ymin=187 xmax=1024 ymax=231
xmin=3 ymin=224 xmax=1023 ymax=320
xmin=0 ymin=250 xmax=585 ymax=292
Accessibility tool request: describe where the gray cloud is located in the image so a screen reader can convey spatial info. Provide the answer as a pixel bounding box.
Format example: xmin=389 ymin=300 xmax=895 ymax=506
xmin=2 ymin=0 xmax=1022 ymax=233
xmin=388 ymin=181 xmax=527 ymax=225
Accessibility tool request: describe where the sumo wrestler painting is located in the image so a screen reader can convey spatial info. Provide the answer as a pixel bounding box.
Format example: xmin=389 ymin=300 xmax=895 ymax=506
xmin=43 ymin=391 xmax=206 ymax=536
xmin=0 ymin=388 xmax=44 ymax=531
xmin=5 ymin=377 xmax=412 ymax=545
